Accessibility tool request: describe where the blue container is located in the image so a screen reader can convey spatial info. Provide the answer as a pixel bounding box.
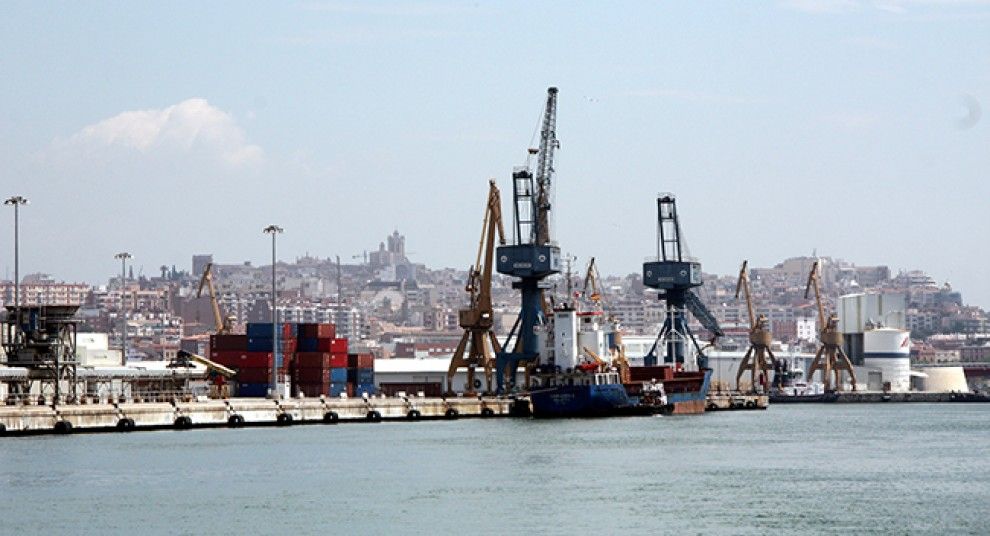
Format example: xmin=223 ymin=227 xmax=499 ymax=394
xmin=356 ymin=369 xmax=374 ymax=384
xmin=330 ymin=368 xmax=348 ymax=383
xmin=238 ymin=382 xmax=270 ymax=397
xmin=329 ymin=383 xmax=347 ymax=397
xmin=355 ymin=383 xmax=375 ymax=395
xmin=247 ymin=337 xmax=272 ymax=352
xmin=247 ymin=323 xmax=275 ymax=337
xmin=297 ymin=338 xmax=318 ymax=352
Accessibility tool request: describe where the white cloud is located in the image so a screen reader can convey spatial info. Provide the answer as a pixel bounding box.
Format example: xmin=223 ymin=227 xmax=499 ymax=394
xmin=50 ymin=98 xmax=263 ymax=168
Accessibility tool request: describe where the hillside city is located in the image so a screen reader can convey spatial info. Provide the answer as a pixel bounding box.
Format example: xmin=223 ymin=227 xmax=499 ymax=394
xmin=2 ymin=230 xmax=988 ymax=365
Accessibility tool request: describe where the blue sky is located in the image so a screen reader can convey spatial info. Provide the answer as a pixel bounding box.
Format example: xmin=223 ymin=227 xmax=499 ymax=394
xmin=1 ymin=1 xmax=988 ymax=306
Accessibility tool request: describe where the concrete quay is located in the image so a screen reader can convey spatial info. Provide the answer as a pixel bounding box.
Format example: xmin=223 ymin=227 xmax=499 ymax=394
xmin=0 ymin=395 xmax=515 ymax=436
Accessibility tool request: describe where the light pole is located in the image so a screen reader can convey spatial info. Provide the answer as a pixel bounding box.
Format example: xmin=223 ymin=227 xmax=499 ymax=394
xmin=4 ymin=196 xmax=28 ymax=340
xmin=114 ymin=252 xmax=132 ymax=366
xmin=263 ymin=225 xmax=283 ymax=397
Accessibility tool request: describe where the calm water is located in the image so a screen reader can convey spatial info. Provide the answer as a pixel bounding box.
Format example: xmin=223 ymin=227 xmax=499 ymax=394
xmin=1 ymin=404 xmax=988 ymax=535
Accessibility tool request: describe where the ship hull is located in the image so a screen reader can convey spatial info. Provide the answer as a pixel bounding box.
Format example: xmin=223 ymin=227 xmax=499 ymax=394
xmin=529 ymin=384 xmax=633 ymax=418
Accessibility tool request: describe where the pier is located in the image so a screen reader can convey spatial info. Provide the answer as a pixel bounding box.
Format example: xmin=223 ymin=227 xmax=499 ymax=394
xmin=0 ymin=395 xmax=516 ymax=436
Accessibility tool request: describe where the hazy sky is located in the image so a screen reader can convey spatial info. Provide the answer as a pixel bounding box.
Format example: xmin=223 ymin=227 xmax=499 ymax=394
xmin=1 ymin=2 xmax=988 ymax=307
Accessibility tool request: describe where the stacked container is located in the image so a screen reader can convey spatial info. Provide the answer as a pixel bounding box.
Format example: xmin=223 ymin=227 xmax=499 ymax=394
xmin=211 ymin=323 xmax=294 ymax=397
xmin=347 ymin=352 xmax=374 ymax=396
xmin=295 ymin=323 xmax=345 ymax=397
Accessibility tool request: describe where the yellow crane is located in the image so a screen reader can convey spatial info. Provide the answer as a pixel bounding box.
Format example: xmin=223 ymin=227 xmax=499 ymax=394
xmin=734 ymin=260 xmax=775 ymax=393
xmin=582 ymin=256 xmax=604 ymax=307
xmin=805 ymin=260 xmax=857 ymax=392
xmin=447 ymin=180 xmax=506 ymax=394
xmin=198 ymin=262 xmax=233 ymax=335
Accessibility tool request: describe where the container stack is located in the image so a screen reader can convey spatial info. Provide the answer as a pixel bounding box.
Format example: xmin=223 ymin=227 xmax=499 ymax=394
xmin=348 ymin=352 xmax=374 ymax=396
xmin=210 ymin=323 xmax=295 ymax=397
xmin=295 ymin=323 xmax=347 ymax=397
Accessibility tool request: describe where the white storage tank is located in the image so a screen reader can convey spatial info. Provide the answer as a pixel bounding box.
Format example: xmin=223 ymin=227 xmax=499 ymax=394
xmin=919 ymin=367 xmax=970 ymax=393
xmin=862 ymin=327 xmax=911 ymax=392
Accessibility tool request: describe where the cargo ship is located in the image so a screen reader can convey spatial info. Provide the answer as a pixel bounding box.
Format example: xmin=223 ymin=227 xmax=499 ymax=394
xmin=529 ymin=371 xmax=635 ymax=418
xmin=624 ymin=365 xmax=711 ymax=415
xmin=525 ymin=306 xmax=710 ymax=417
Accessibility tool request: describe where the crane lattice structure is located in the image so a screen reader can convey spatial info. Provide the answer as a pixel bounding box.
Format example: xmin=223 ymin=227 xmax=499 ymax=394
xmin=197 ymin=263 xmax=233 ymax=335
xmin=805 ymin=260 xmax=857 ymax=392
xmin=446 ymin=180 xmax=506 ymax=395
xmin=494 ymin=87 xmax=562 ymax=393
xmin=734 ymin=260 xmax=775 ymax=392
xmin=643 ymin=194 xmax=723 ymax=369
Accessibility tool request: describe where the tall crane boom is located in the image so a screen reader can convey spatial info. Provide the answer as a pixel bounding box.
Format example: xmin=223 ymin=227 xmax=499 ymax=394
xmin=447 ymin=180 xmax=506 ymax=394
xmin=643 ymin=194 xmax=721 ymax=368
xmin=804 ymin=260 xmax=858 ymax=392
xmin=197 ymin=263 xmax=232 ymax=335
xmin=495 ymin=87 xmax=563 ymax=393
xmin=534 ymin=87 xmax=558 ymax=246
xmin=734 ymin=260 xmax=775 ymax=392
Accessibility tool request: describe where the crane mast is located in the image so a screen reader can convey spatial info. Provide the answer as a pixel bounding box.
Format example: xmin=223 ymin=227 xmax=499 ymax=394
xmin=495 ymin=87 xmax=562 ymax=393
xmin=734 ymin=260 xmax=776 ymax=393
xmin=534 ymin=87 xmax=558 ymax=246
xmin=447 ymin=180 xmax=506 ymax=394
xmin=643 ymin=194 xmax=722 ymax=369
xmin=197 ymin=263 xmax=232 ymax=335
xmin=804 ymin=261 xmax=858 ymax=392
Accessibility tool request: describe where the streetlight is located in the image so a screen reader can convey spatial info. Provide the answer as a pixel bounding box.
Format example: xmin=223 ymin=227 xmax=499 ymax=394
xmin=4 ymin=196 xmax=28 ymax=339
xmin=114 ymin=252 xmax=132 ymax=366
xmin=263 ymin=225 xmax=283 ymax=397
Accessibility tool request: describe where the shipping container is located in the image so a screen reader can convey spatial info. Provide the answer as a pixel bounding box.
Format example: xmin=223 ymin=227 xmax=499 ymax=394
xmin=295 ymin=352 xmax=331 ymax=369
xmin=237 ymin=382 xmax=270 ymax=397
xmin=329 ymin=383 xmax=347 ymax=397
xmin=347 ymin=353 xmax=373 ymax=369
xmin=294 ymin=367 xmax=330 ymax=384
xmin=247 ymin=336 xmax=296 ymax=353
xmin=210 ymin=334 xmax=248 ymax=352
xmin=298 ymin=323 xmax=336 ymax=339
xmin=354 ymin=383 xmax=375 ymax=396
xmin=330 ymin=368 xmax=348 ymax=383
xmin=238 ymin=367 xmax=278 ymax=384
xmin=628 ymin=366 xmax=675 ymax=382
xmin=246 ymin=322 xmax=296 ymax=339
xmin=296 ymin=384 xmax=328 ymax=398
xmin=331 ymin=338 xmax=348 ymax=354
xmin=297 ymin=338 xmax=318 ymax=352
xmin=330 ymin=353 xmax=348 ymax=368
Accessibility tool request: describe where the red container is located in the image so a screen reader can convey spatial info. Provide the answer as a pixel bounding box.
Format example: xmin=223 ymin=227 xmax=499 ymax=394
xmin=296 ymin=383 xmax=329 ymax=398
xmin=347 ymin=353 xmax=374 ymax=369
xmin=295 ymin=352 xmax=331 ymax=369
xmin=210 ymin=335 xmax=248 ymax=352
xmin=238 ymin=367 xmax=276 ymax=383
xmin=210 ymin=351 xmax=277 ymax=369
xmin=346 ymin=383 xmax=355 ymax=397
xmin=331 ymin=338 xmax=348 ymax=354
xmin=628 ymin=366 xmax=674 ymax=382
xmin=330 ymin=353 xmax=348 ymax=368
xmin=293 ymin=367 xmax=330 ymax=384
xmin=299 ymin=323 xmax=336 ymax=339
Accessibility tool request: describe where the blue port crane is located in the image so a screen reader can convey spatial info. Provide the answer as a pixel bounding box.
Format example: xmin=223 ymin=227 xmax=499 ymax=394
xmin=494 ymin=87 xmax=561 ymax=393
xmin=643 ymin=194 xmax=723 ymax=369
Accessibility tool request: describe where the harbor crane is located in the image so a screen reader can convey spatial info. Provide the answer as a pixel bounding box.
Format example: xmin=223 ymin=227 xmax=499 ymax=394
xmin=805 ymin=260 xmax=857 ymax=392
xmin=197 ymin=263 xmax=233 ymax=335
xmin=734 ymin=260 xmax=775 ymax=393
xmin=582 ymin=257 xmax=604 ymax=307
xmin=446 ymin=180 xmax=506 ymax=395
xmin=494 ymin=87 xmax=562 ymax=393
xmin=643 ymin=194 xmax=723 ymax=369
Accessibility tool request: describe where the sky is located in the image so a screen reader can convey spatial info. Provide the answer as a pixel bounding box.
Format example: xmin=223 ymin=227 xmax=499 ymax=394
xmin=0 ymin=1 xmax=988 ymax=307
